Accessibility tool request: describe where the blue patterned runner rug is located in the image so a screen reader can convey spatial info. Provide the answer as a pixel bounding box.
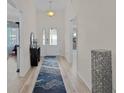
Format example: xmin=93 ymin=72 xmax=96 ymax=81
xmin=33 ymin=56 xmax=67 ymax=93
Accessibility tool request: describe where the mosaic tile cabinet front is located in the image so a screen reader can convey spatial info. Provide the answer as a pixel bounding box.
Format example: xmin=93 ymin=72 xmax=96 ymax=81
xmin=91 ymin=49 xmax=112 ymax=93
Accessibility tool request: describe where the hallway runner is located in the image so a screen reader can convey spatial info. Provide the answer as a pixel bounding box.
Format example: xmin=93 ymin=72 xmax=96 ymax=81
xmin=33 ymin=56 xmax=67 ymax=93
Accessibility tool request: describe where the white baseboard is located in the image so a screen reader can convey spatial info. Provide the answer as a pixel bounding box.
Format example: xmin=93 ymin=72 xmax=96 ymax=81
xmin=77 ymin=72 xmax=91 ymax=93
xmin=78 ymin=72 xmax=116 ymax=93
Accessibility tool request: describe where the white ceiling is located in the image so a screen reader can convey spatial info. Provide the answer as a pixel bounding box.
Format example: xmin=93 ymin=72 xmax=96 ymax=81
xmin=35 ymin=0 xmax=67 ymax=11
xmin=8 ymin=0 xmax=67 ymax=12
xmin=7 ymin=0 xmax=17 ymax=8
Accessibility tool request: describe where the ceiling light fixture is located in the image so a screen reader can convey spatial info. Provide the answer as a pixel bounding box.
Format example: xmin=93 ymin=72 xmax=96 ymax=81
xmin=47 ymin=0 xmax=55 ymax=17
xmin=47 ymin=10 xmax=55 ymax=17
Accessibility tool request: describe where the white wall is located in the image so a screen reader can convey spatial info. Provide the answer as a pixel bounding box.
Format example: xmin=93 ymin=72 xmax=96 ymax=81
xmin=65 ymin=0 xmax=76 ymax=63
xmin=65 ymin=0 xmax=116 ymax=92
xmin=37 ymin=10 xmax=65 ymax=56
xmin=7 ymin=2 xmax=20 ymax=22
xmin=16 ymin=0 xmax=37 ymax=76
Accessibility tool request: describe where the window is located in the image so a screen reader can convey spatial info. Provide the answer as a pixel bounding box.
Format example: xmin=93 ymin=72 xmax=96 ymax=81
xmin=7 ymin=27 xmax=19 ymax=55
xmin=7 ymin=27 xmax=18 ymax=47
xmin=49 ymin=28 xmax=57 ymax=45
xmin=10 ymin=28 xmax=18 ymax=45
xmin=42 ymin=29 xmax=46 ymax=45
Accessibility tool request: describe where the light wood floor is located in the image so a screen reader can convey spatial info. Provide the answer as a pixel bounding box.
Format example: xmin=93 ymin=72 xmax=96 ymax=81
xmin=20 ymin=59 xmax=43 ymax=93
xmin=58 ymin=57 xmax=90 ymax=93
xmin=8 ymin=56 xmax=19 ymax=93
xmin=7 ymin=57 xmax=90 ymax=93
xmin=7 ymin=56 xmax=43 ymax=93
xmin=8 ymin=56 xmax=90 ymax=93
xmin=7 ymin=56 xmax=29 ymax=93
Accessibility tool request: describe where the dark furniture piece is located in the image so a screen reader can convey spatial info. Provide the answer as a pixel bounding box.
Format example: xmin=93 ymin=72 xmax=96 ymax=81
xmin=37 ymin=47 xmax=40 ymax=62
xmin=30 ymin=47 xmax=38 ymax=66
xmin=30 ymin=47 xmax=40 ymax=66
xmin=30 ymin=32 xmax=40 ymax=66
xmin=12 ymin=45 xmax=19 ymax=55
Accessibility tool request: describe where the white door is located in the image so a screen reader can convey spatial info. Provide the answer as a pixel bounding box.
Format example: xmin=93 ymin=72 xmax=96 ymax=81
xmin=41 ymin=27 xmax=59 ymax=56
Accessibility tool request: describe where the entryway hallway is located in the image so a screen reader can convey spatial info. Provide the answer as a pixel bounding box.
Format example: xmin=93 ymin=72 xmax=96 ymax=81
xmin=7 ymin=0 xmax=116 ymax=93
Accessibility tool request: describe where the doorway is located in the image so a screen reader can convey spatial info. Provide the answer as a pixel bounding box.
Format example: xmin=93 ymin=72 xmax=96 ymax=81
xmin=7 ymin=21 xmax=20 ymax=93
xmin=41 ymin=27 xmax=60 ymax=56
xmin=7 ymin=21 xmax=20 ymax=72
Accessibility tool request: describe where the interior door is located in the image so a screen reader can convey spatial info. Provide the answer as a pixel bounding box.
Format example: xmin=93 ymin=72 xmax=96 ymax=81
xmin=41 ymin=27 xmax=59 ymax=56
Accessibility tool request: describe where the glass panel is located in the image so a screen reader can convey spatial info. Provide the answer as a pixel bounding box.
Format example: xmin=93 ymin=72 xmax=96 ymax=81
xmin=43 ymin=29 xmax=46 ymax=45
xmin=7 ymin=27 xmax=18 ymax=55
xmin=49 ymin=28 xmax=57 ymax=45
xmin=11 ymin=28 xmax=18 ymax=45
